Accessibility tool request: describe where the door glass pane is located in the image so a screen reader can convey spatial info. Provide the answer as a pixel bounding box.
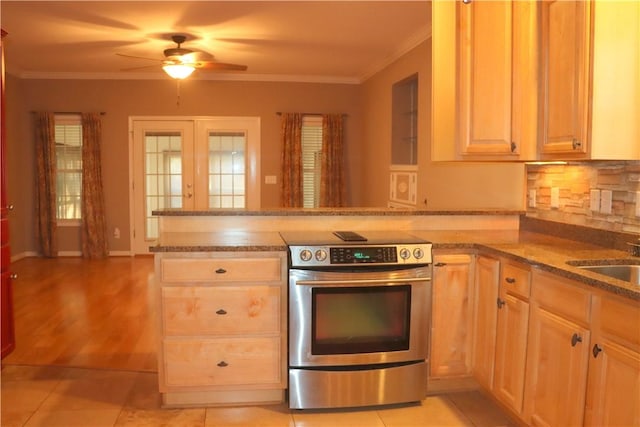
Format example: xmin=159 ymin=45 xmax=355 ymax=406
xmin=144 ymin=132 xmax=182 ymax=240
xmin=208 ymin=131 xmax=246 ymax=208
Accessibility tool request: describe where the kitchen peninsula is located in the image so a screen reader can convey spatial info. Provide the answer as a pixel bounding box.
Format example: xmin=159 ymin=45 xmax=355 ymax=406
xmin=151 ymin=208 xmax=639 ymax=425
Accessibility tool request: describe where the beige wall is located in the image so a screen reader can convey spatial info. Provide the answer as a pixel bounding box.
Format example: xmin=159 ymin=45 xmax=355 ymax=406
xmin=360 ymin=39 xmax=526 ymax=209
xmin=5 ymin=77 xmax=362 ymax=255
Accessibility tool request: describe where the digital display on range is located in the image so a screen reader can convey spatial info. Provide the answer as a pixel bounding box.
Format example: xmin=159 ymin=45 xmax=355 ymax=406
xmin=330 ymin=247 xmax=397 ymax=264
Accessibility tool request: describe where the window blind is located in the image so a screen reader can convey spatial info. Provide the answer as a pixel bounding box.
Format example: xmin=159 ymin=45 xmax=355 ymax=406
xmin=301 ymin=116 xmax=323 ymax=208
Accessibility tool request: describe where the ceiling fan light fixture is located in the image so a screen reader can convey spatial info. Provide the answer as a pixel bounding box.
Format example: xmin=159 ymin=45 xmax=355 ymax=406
xmin=163 ymin=63 xmax=195 ymax=79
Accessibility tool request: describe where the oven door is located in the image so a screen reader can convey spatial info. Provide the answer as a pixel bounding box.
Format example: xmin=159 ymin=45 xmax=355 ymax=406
xmin=289 ymin=266 xmax=431 ymax=367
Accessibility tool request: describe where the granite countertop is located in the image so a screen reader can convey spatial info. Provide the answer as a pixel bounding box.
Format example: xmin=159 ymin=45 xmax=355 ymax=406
xmin=413 ymin=230 xmax=639 ymax=301
xmin=152 ymin=229 xmax=639 ymax=301
xmin=152 ymin=207 xmax=525 ymax=216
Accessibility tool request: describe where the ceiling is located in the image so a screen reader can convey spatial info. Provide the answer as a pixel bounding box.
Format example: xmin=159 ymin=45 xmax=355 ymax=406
xmin=1 ymin=1 xmax=431 ymax=84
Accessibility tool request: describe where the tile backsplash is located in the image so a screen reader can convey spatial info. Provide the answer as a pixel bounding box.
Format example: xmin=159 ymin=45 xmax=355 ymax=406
xmin=526 ymin=161 xmax=640 ymax=235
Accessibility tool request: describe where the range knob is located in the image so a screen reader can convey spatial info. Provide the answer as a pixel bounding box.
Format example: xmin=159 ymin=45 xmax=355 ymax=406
xmin=300 ymin=249 xmax=313 ymax=262
xmin=413 ymin=247 xmax=424 ymax=259
xmin=399 ymin=248 xmax=411 ymax=260
xmin=315 ymin=249 xmax=327 ymax=262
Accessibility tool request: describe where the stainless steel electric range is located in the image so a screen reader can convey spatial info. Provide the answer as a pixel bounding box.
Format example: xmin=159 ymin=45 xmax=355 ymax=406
xmin=280 ymin=230 xmax=433 ymax=410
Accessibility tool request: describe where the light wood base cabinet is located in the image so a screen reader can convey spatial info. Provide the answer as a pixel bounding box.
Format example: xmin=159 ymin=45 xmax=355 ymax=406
xmin=155 ymin=251 xmax=287 ymax=407
xmin=584 ymin=293 xmax=640 ymax=426
xmin=471 ymin=256 xmax=499 ymax=390
xmin=523 ymin=270 xmax=592 ymax=426
xmin=493 ymin=260 xmax=531 ymax=415
xmin=430 ymin=252 xmax=474 ymax=378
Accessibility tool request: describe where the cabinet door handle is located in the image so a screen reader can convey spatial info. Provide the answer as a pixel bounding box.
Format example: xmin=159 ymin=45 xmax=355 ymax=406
xmin=434 ymin=262 xmax=446 ymax=267
xmin=571 ymin=333 xmax=583 ymax=347
xmin=217 ymin=361 xmax=228 ymax=367
xmin=215 ymin=268 xmax=227 ymax=274
xmin=496 ymin=298 xmax=506 ymax=309
xmin=510 ymin=141 xmax=517 ymax=153
xmin=572 ymin=139 xmax=582 ymax=150
xmin=505 ymin=277 xmax=516 ymax=284
xmin=592 ymin=344 xmax=603 ymax=358
xmin=215 ymin=309 xmax=227 ymax=315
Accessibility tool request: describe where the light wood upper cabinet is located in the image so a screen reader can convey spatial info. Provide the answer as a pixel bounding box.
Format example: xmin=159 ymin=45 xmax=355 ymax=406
xmin=432 ymin=0 xmax=538 ymax=161
xmin=430 ymin=252 xmax=475 ymax=378
xmin=458 ymin=0 xmax=538 ymax=160
xmin=540 ymin=0 xmax=640 ymax=160
xmin=471 ymin=255 xmax=499 ymax=390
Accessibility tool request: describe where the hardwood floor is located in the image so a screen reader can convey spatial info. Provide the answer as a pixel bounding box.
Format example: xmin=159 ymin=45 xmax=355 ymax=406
xmin=2 ymin=256 xmax=157 ymax=372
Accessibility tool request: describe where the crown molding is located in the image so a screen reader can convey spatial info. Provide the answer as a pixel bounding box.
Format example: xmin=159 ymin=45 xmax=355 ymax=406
xmin=12 ymin=70 xmax=361 ymax=85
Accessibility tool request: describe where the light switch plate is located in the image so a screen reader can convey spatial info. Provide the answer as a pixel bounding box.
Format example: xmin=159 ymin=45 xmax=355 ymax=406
xmin=529 ymin=189 xmax=536 ymax=208
xmin=551 ymin=187 xmax=560 ymax=208
xmin=264 ymin=175 xmax=277 ymax=185
xmin=600 ymin=190 xmax=612 ymax=214
xmin=589 ymin=189 xmax=600 ymax=212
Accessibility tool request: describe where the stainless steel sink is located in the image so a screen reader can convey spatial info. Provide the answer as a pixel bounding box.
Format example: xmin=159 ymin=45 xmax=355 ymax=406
xmin=577 ymin=265 xmax=640 ymax=285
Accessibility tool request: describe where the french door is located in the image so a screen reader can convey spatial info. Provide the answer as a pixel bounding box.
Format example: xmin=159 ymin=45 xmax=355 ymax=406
xmin=131 ymin=117 xmax=261 ymax=254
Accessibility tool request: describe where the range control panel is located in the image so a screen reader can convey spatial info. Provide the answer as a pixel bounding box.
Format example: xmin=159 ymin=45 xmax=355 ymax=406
xmin=289 ymin=244 xmax=432 ymax=268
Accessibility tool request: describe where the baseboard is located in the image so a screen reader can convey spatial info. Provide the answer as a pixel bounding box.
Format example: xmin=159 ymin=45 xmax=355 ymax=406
xmin=10 ymin=250 xmax=132 ymax=261
xmin=10 ymin=251 xmax=38 ymax=262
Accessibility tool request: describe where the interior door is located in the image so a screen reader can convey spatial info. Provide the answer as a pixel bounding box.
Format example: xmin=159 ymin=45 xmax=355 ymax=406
xmin=131 ymin=117 xmax=260 ymax=255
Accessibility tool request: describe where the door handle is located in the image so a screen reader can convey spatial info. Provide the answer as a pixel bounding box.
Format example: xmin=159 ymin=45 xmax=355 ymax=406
xmin=571 ymin=333 xmax=583 ymax=347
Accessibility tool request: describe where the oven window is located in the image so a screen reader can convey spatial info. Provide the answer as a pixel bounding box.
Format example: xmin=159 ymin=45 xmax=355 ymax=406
xmin=311 ymin=285 xmax=411 ymax=355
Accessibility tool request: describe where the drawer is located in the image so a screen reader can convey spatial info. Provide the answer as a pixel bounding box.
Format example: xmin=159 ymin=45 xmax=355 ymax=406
xmin=162 ymin=337 xmax=281 ymax=387
xmin=161 ymin=257 xmax=282 ymax=283
xmin=598 ymin=294 xmax=640 ymax=348
xmin=532 ymin=269 xmax=591 ymax=326
xmin=500 ymin=261 xmax=531 ymax=299
xmin=162 ymin=286 xmax=280 ymax=336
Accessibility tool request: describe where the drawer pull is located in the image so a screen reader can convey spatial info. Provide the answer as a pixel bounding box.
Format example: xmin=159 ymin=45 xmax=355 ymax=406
xmin=434 ymin=262 xmax=446 ymax=267
xmin=217 ymin=361 xmax=228 ymax=367
xmin=215 ymin=309 xmax=227 ymax=315
xmin=505 ymin=277 xmax=516 ymax=284
xmin=592 ymin=344 xmax=603 ymax=358
xmin=215 ymin=268 xmax=227 ymax=274
xmin=571 ymin=333 xmax=583 ymax=347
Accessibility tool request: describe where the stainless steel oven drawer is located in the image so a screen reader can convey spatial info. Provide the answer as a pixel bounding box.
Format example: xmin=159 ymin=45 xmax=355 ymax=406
xmin=288 ymin=361 xmax=427 ymax=409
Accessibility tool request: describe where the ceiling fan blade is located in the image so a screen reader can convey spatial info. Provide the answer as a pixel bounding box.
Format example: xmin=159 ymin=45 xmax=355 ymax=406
xmin=121 ymin=64 xmax=159 ymax=71
xmin=116 ymin=53 xmax=162 ymax=62
xmin=197 ymin=62 xmax=248 ymax=71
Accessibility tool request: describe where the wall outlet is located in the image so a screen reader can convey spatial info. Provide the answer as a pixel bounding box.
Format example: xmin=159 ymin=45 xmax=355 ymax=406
xmin=589 ymin=189 xmax=600 ymax=212
xmin=528 ymin=189 xmax=536 ymax=208
xmin=550 ymin=187 xmax=560 ymax=208
xmin=600 ymin=190 xmax=612 ymax=215
xmin=114 ymin=227 xmax=121 ymax=239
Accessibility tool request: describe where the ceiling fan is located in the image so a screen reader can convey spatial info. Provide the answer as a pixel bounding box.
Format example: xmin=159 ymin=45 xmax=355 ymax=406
xmin=117 ymin=34 xmax=248 ymax=79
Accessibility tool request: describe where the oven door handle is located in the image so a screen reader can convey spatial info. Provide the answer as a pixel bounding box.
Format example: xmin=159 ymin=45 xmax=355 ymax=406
xmin=295 ymin=277 xmax=431 ymax=286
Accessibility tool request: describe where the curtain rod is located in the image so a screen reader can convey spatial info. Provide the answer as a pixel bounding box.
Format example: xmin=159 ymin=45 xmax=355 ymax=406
xmin=276 ymin=112 xmax=347 ymax=117
xmin=31 ymin=111 xmax=106 ymax=115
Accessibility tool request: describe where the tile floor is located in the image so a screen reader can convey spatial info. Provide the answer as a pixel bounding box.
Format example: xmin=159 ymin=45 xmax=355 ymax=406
xmin=1 ymin=364 xmax=515 ymax=427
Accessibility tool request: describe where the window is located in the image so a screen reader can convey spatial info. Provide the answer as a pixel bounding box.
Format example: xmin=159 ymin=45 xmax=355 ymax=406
xmin=208 ymin=131 xmax=246 ymax=208
xmin=55 ymin=115 xmax=82 ymax=220
xmin=301 ymin=115 xmax=323 ymax=208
